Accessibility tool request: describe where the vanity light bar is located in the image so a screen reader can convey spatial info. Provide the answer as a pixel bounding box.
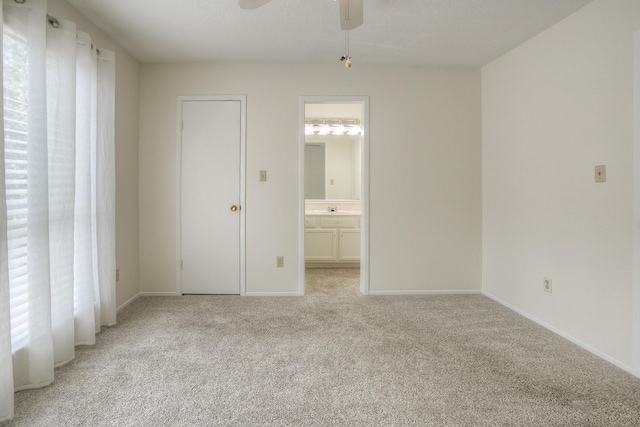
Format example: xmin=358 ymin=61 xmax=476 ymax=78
xmin=305 ymin=118 xmax=362 ymax=136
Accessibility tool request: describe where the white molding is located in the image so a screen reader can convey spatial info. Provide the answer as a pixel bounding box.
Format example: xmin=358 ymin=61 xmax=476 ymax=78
xmin=138 ymin=292 xmax=181 ymax=297
xmin=369 ymin=290 xmax=482 ymax=296
xmin=176 ymin=95 xmax=247 ymax=296
xmin=176 ymin=99 xmax=182 ymax=295
xmin=116 ymin=293 xmax=140 ymax=312
xmin=633 ymin=31 xmax=640 ymax=378
xmin=299 ymin=96 xmax=370 ymax=296
xmin=483 ymin=290 xmax=638 ymax=378
xmin=298 ymin=96 xmax=305 ymax=296
xmin=245 ymin=292 xmax=301 ymax=297
xmin=360 ymin=98 xmax=370 ymax=296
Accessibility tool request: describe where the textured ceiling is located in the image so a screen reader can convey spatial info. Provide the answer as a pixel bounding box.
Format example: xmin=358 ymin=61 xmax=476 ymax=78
xmin=63 ymin=0 xmax=593 ymax=67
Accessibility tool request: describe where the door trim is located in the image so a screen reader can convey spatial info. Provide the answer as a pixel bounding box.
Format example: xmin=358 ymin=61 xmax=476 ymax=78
xmin=176 ymin=95 xmax=246 ymax=296
xmin=298 ymin=96 xmax=370 ymax=295
xmin=633 ymin=31 xmax=640 ymax=377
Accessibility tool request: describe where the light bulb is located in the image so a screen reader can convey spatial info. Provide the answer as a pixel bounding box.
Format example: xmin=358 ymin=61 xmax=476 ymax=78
xmin=318 ymin=124 xmax=331 ymax=135
xmin=332 ymin=124 xmax=347 ymax=135
xmin=347 ymin=125 xmax=361 ymax=135
xmin=345 ymin=58 xmax=352 ymax=69
xmin=304 ymin=124 xmax=315 ymax=135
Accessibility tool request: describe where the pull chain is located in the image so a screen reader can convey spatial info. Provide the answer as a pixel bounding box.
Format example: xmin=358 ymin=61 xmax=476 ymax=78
xmin=340 ymin=0 xmax=352 ymax=68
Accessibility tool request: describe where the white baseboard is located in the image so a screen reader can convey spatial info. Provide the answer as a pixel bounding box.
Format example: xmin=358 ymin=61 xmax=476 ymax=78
xmin=482 ymin=290 xmax=638 ymax=378
xmin=116 ymin=292 xmax=180 ymax=312
xmin=368 ymin=290 xmax=482 ymax=296
xmin=138 ymin=292 xmax=181 ymax=297
xmin=116 ymin=293 xmax=140 ymax=312
xmin=245 ymin=292 xmax=301 ymax=297
xmin=133 ymin=291 xmax=300 ymax=298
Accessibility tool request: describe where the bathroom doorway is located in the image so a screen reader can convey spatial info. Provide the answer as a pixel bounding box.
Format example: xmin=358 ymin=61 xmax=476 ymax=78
xmin=299 ymin=96 xmax=369 ymax=295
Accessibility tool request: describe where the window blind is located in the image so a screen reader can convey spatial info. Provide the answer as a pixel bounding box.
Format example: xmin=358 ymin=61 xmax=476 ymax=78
xmin=3 ymin=23 xmax=29 ymax=351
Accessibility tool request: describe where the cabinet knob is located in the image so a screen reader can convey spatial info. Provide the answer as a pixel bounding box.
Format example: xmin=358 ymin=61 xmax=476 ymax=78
xmin=230 ymin=205 xmax=238 ymax=212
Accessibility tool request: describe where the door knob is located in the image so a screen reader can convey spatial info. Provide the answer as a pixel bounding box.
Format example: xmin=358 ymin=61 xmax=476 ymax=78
xmin=230 ymin=205 xmax=238 ymax=212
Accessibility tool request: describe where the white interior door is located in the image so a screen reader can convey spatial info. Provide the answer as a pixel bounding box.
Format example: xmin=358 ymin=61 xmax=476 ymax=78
xmin=181 ymin=100 xmax=241 ymax=294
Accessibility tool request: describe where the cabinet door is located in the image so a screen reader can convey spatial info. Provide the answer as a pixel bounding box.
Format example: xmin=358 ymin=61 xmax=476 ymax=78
xmin=305 ymin=230 xmax=337 ymax=261
xmin=339 ymin=230 xmax=360 ymax=261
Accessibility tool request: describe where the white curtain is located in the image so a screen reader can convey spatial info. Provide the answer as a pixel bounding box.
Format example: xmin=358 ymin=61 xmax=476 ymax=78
xmin=47 ymin=15 xmax=77 ymax=367
xmin=0 ymin=3 xmax=13 ymax=420
xmin=0 ymin=0 xmax=116 ymax=421
xmin=95 ymin=49 xmax=116 ymax=327
xmin=5 ymin=0 xmax=54 ymax=395
xmin=73 ymin=30 xmax=96 ymax=345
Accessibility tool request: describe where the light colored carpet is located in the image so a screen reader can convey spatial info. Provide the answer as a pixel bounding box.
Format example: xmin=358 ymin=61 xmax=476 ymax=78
xmin=3 ymin=268 xmax=640 ymax=426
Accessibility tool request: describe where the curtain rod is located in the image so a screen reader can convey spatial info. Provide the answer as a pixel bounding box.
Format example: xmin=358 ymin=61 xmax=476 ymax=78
xmin=47 ymin=15 xmax=59 ymax=28
xmin=12 ymin=0 xmax=60 ymax=28
xmin=12 ymin=0 xmax=105 ymax=56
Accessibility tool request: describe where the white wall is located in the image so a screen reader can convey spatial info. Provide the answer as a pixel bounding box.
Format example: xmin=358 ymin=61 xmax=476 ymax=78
xmin=50 ymin=0 xmax=141 ymax=308
xmin=482 ymin=0 xmax=640 ymax=368
xmin=139 ymin=64 xmax=481 ymax=295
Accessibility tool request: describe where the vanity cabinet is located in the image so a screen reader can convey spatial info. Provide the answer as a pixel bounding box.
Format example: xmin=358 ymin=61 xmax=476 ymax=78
xmin=305 ymin=215 xmax=360 ymax=264
xmin=337 ymin=229 xmax=360 ymax=261
xmin=304 ymin=229 xmax=337 ymax=261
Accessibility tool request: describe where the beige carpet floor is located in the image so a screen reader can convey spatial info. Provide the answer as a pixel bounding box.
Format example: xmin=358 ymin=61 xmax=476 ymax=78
xmin=3 ymin=268 xmax=640 ymax=426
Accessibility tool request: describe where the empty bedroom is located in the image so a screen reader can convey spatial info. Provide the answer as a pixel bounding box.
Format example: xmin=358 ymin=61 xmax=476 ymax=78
xmin=1 ymin=0 xmax=640 ymax=425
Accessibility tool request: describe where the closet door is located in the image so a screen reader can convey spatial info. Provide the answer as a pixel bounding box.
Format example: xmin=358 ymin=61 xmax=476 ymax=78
xmin=181 ymin=100 xmax=241 ymax=294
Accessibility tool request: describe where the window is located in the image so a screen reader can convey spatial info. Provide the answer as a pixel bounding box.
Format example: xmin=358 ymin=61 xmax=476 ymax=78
xmin=3 ymin=21 xmax=29 ymax=351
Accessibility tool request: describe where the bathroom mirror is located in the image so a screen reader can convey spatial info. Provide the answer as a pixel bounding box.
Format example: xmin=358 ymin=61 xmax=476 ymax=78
xmin=304 ymin=134 xmax=361 ymax=200
xmin=304 ymin=103 xmax=363 ymax=201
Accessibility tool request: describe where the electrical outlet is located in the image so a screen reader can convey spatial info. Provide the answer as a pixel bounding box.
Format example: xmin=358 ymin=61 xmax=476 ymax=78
xmin=116 ymin=268 xmax=120 ymax=282
xmin=276 ymin=256 xmax=284 ymax=268
xmin=543 ymin=277 xmax=552 ymax=293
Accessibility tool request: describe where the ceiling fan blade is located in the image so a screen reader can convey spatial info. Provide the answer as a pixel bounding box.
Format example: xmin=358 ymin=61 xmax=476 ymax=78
xmin=238 ymin=0 xmax=273 ymax=10
xmin=339 ymin=0 xmax=363 ymax=30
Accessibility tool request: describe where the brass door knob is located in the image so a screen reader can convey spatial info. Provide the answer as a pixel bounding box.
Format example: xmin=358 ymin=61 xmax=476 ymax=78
xmin=230 ymin=205 xmax=238 ymax=212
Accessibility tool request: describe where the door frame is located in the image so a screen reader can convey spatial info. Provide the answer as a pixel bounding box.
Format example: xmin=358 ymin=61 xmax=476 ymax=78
xmin=633 ymin=31 xmax=640 ymax=377
xmin=298 ymin=96 xmax=370 ymax=295
xmin=176 ymin=95 xmax=247 ymax=295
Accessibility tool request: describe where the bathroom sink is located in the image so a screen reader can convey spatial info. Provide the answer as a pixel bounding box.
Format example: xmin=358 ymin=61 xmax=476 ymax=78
xmin=305 ymin=210 xmax=360 ymax=216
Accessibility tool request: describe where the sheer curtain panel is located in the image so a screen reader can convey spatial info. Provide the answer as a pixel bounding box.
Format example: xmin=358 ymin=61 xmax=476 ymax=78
xmin=0 ymin=0 xmax=116 ymax=421
xmin=0 ymin=3 xmax=13 ymax=420
xmin=73 ymin=31 xmax=96 ymax=345
xmin=95 ymin=49 xmax=115 ymax=327
xmin=46 ymin=16 xmax=77 ymax=367
xmin=4 ymin=0 xmax=55 ymax=394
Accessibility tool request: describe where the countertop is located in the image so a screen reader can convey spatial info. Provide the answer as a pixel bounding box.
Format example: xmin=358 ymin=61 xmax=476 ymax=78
xmin=305 ymin=210 xmax=361 ymax=216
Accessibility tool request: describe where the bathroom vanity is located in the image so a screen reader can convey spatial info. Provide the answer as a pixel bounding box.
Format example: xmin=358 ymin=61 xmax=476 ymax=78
xmin=305 ymin=208 xmax=360 ymax=266
xmin=303 ymin=116 xmax=362 ymax=267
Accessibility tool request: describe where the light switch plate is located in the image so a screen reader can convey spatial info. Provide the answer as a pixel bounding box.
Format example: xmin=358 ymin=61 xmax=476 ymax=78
xmin=595 ymin=165 xmax=606 ymax=183
xmin=260 ymin=170 xmax=267 ymax=182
